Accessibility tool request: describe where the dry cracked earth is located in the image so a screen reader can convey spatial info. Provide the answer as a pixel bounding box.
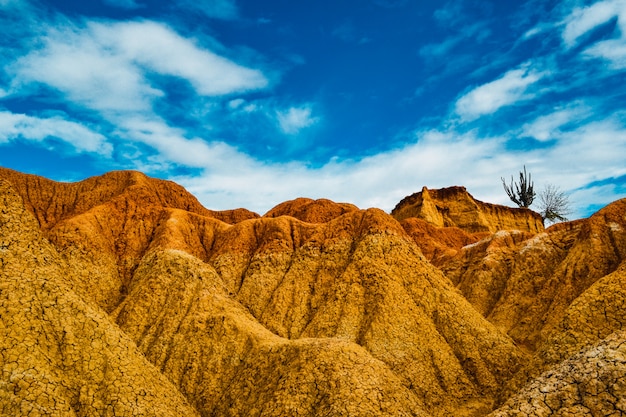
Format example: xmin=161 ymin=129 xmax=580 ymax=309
xmin=1 ymin=167 xmax=625 ymax=416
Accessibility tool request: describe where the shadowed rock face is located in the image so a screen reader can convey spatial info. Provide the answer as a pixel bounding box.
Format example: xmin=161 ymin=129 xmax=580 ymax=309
xmin=1 ymin=168 xmax=625 ymax=417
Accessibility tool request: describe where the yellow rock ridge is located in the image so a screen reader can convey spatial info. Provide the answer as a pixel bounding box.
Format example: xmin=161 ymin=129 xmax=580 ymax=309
xmin=1 ymin=168 xmax=625 ymax=416
xmin=392 ymin=186 xmax=544 ymax=234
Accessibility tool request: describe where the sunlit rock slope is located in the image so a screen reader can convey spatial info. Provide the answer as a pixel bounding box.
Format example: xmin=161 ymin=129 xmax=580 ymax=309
xmin=1 ymin=167 xmax=625 ymax=416
xmin=392 ymin=186 xmax=544 ymax=234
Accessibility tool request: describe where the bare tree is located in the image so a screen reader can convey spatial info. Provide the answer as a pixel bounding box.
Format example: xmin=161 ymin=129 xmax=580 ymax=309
xmin=538 ymin=184 xmax=571 ymax=224
xmin=502 ymin=166 xmax=535 ymax=208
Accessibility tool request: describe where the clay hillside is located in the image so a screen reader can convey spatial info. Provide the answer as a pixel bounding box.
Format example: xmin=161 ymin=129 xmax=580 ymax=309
xmin=1 ymin=167 xmax=625 ymax=417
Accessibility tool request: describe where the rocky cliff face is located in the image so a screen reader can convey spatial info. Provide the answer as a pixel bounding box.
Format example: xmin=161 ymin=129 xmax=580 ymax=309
xmin=392 ymin=186 xmax=544 ymax=234
xmin=1 ymin=168 xmax=625 ymax=416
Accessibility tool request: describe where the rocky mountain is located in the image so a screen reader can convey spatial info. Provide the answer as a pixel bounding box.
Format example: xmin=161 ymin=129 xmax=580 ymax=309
xmin=392 ymin=186 xmax=544 ymax=234
xmin=1 ymin=167 xmax=624 ymax=416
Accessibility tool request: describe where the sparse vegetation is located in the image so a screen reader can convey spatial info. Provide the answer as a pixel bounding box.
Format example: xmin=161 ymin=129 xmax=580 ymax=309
xmin=502 ymin=166 xmax=535 ymax=208
xmin=538 ymin=184 xmax=571 ymax=224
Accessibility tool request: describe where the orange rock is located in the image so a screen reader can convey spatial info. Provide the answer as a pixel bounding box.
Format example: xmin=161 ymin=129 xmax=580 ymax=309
xmin=264 ymin=197 xmax=359 ymax=223
xmin=1 ymin=169 xmax=625 ymax=417
xmin=399 ymin=217 xmax=489 ymax=265
xmin=392 ymin=186 xmax=544 ymax=233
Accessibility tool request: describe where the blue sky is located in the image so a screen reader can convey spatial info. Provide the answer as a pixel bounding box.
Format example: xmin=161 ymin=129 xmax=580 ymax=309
xmin=1 ymin=0 xmax=625 ymax=218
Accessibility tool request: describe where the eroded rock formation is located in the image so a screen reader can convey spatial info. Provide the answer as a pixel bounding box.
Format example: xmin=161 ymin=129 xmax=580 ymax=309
xmin=392 ymin=186 xmax=544 ymax=234
xmin=1 ymin=168 xmax=625 ymax=416
xmin=0 ymin=179 xmax=200 ymax=417
xmin=489 ymin=331 xmax=626 ymax=417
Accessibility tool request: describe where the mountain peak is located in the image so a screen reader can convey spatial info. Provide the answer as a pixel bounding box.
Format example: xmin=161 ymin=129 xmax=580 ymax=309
xmin=264 ymin=197 xmax=359 ymax=223
xmin=392 ymin=185 xmax=544 ymax=233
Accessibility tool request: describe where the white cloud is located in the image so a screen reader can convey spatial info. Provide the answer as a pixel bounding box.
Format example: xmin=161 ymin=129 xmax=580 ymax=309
xmin=171 ymin=112 xmax=626 ymax=221
xmin=522 ymin=26 xmax=543 ymax=39
xmin=4 ymin=16 xmax=273 ymax=180
xmin=228 ymin=98 xmax=245 ymax=109
xmin=174 ymin=129 xmax=509 ymax=214
xmin=511 ymin=116 xmax=626 ymax=215
xmin=521 ymin=105 xmax=589 ymax=141
xmin=121 ymin=119 xmax=208 ymax=167
xmin=555 ymin=117 xmax=626 ymax=179
xmin=562 ymin=0 xmax=625 ymax=47
xmin=226 ymin=98 xmax=259 ymax=113
xmin=569 ymin=182 xmax=625 ymax=218
xmin=14 ymin=26 xmax=160 ymax=113
xmin=110 ymin=114 xmax=261 ymax=171
xmin=455 ymin=65 xmax=545 ymax=121
xmin=2 ymin=0 xmax=624 ymax=224
xmin=0 ymin=111 xmax=112 ymax=155
xmin=12 ymin=20 xmax=268 ymax=115
xmin=91 ymin=21 xmax=268 ymax=96
xmin=560 ymin=0 xmax=626 ymax=68
xmin=243 ymin=103 xmax=258 ymax=113
xmin=584 ymin=37 xmax=626 ymax=67
xmin=276 ymin=105 xmax=319 ymax=134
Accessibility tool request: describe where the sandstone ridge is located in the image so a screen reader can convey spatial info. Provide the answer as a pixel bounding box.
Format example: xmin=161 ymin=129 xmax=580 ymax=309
xmin=392 ymin=186 xmax=544 ymax=234
xmin=1 ymin=168 xmax=625 ymax=417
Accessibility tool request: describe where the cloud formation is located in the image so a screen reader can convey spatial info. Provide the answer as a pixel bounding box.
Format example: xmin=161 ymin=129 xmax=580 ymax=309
xmin=0 ymin=0 xmax=625 ymax=222
xmin=455 ymin=64 xmax=545 ymax=121
xmin=4 ymin=16 xmax=272 ymax=171
xmin=276 ymin=105 xmax=319 ymax=135
xmin=12 ymin=20 xmax=268 ymax=115
xmin=562 ymin=0 xmax=624 ymax=47
xmin=0 ymin=111 xmax=112 ymax=155
xmin=559 ymin=0 xmax=626 ymax=68
xmin=521 ymin=105 xmax=589 ymax=142
xmin=176 ymin=109 xmax=626 ymax=218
